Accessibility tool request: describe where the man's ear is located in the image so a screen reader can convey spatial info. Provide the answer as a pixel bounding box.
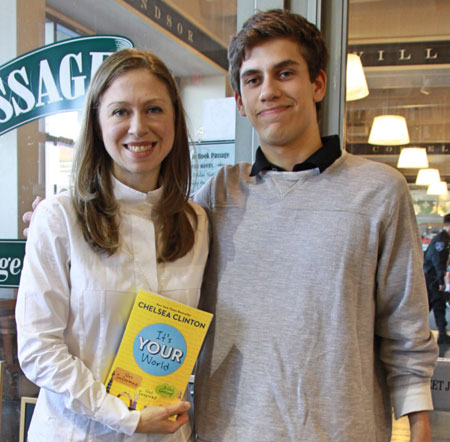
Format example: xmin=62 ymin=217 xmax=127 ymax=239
xmin=235 ymin=91 xmax=247 ymax=117
xmin=313 ymin=69 xmax=327 ymax=103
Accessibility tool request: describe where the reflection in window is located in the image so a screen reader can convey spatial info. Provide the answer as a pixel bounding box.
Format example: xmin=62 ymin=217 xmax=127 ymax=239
xmin=43 ymin=16 xmax=83 ymax=196
xmin=346 ymin=0 xmax=450 ymax=233
xmin=164 ymin=0 xmax=236 ymax=48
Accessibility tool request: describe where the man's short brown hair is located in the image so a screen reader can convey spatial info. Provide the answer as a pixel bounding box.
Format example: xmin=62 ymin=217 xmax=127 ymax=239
xmin=228 ymin=9 xmax=329 ymax=96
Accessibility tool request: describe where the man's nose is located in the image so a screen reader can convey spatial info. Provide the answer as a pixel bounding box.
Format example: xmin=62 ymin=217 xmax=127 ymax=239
xmin=259 ymin=76 xmax=281 ymax=101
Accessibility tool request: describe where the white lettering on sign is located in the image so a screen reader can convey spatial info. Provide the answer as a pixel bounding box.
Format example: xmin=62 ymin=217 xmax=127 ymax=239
xmin=0 ymin=51 xmax=112 ymax=124
xmin=0 ymin=257 xmax=22 ymax=282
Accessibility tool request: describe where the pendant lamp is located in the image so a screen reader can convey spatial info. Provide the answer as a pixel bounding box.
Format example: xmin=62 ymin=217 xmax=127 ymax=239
xmin=397 ymin=147 xmax=429 ymax=169
xmin=416 ymin=168 xmax=440 ymax=185
xmin=346 ymin=54 xmax=369 ymax=101
xmin=368 ymin=115 xmax=410 ymax=146
xmin=427 ymin=181 xmax=448 ymax=196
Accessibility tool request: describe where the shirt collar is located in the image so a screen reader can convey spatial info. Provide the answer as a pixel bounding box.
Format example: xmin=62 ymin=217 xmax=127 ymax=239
xmin=112 ymin=175 xmax=163 ymax=205
xmin=250 ymin=135 xmax=341 ymax=177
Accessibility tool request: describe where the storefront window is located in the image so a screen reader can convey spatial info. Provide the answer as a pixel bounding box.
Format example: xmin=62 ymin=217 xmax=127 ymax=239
xmin=346 ymin=0 xmax=450 ymax=240
xmin=346 ymin=1 xmax=450 ymax=435
xmin=44 ymin=17 xmax=82 ymax=196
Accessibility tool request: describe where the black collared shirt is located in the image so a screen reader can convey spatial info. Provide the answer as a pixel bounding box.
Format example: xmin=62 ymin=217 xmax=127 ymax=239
xmin=250 ymin=135 xmax=341 ymax=177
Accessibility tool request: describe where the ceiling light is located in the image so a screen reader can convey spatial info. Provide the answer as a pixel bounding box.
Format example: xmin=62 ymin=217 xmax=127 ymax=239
xmin=346 ymin=54 xmax=369 ymax=101
xmin=427 ymin=181 xmax=448 ymax=196
xmin=397 ymin=147 xmax=429 ymax=168
xmin=368 ymin=115 xmax=410 ymax=146
xmin=416 ymin=168 xmax=440 ymax=185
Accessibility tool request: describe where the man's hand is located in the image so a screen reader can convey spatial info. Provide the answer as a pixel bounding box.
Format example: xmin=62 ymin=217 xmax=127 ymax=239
xmin=135 ymin=401 xmax=191 ymax=434
xmin=22 ymin=196 xmax=43 ymax=237
xmin=408 ymin=410 xmax=431 ymax=442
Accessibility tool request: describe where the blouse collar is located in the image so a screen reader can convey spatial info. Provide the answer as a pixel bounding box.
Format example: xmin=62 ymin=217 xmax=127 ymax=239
xmin=112 ymin=175 xmax=163 ymax=206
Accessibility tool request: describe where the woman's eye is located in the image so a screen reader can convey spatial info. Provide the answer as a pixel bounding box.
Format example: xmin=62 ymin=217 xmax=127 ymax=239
xmin=148 ymin=106 xmax=163 ymax=114
xmin=112 ymin=109 xmax=127 ymax=117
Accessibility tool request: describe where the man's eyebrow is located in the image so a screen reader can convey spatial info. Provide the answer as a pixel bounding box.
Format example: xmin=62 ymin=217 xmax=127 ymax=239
xmin=274 ymin=59 xmax=300 ymax=70
xmin=240 ymin=59 xmax=300 ymax=79
xmin=240 ymin=68 xmax=260 ymax=79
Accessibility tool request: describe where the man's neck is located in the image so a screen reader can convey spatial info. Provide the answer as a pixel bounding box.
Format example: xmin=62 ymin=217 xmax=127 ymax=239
xmin=260 ymin=135 xmax=323 ymax=171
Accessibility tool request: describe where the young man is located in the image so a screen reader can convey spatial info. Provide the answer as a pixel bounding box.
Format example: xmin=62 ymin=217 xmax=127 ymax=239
xmin=193 ymin=9 xmax=438 ymax=442
xmin=424 ymin=214 xmax=450 ymax=345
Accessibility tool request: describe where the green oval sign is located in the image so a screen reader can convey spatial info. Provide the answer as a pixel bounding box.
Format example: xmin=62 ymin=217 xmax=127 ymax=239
xmin=0 ymin=35 xmax=134 ymax=136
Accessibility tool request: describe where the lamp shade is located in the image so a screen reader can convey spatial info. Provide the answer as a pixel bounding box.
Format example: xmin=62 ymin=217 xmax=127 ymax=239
xmin=416 ymin=168 xmax=440 ymax=185
xmin=346 ymin=54 xmax=369 ymax=101
xmin=397 ymin=147 xmax=429 ymax=168
xmin=368 ymin=115 xmax=410 ymax=146
xmin=427 ymin=181 xmax=448 ymax=196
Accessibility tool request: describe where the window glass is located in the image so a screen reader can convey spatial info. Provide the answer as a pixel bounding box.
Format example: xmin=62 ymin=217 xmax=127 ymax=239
xmin=44 ymin=18 xmax=82 ymax=196
xmin=346 ymin=3 xmax=450 ymax=433
xmin=346 ymin=0 xmax=450 ymax=242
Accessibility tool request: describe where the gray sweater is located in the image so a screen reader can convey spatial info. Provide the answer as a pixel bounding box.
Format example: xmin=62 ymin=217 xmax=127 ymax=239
xmin=193 ymin=150 xmax=438 ymax=442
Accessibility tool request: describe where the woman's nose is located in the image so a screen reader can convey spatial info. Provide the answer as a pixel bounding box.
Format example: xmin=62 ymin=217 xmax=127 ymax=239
xmin=128 ymin=113 xmax=148 ymax=137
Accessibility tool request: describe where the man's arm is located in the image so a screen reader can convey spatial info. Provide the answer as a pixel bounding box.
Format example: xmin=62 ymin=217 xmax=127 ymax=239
xmin=408 ymin=410 xmax=431 ymax=442
xmin=22 ymin=196 xmax=43 ymax=237
xmin=430 ymin=236 xmax=448 ymax=289
xmin=375 ymin=180 xmax=438 ymax=424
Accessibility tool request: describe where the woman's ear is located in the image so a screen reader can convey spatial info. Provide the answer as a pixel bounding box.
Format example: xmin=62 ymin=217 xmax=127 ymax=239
xmin=95 ymin=119 xmax=103 ymax=141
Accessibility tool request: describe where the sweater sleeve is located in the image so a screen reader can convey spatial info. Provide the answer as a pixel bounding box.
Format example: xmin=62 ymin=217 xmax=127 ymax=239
xmin=375 ymin=183 xmax=438 ymax=418
xmin=192 ymin=177 xmax=212 ymax=211
xmin=15 ymin=200 xmax=140 ymax=435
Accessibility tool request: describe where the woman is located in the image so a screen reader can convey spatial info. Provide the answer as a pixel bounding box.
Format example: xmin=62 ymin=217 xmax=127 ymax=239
xmin=16 ymin=49 xmax=209 ymax=441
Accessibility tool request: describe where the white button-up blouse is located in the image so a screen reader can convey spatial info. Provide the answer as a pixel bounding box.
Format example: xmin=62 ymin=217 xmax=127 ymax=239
xmin=16 ymin=178 xmax=209 ymax=442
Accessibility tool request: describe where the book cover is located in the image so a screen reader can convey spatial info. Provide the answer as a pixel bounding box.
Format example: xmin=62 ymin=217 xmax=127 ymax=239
xmin=105 ymin=289 xmax=213 ymax=411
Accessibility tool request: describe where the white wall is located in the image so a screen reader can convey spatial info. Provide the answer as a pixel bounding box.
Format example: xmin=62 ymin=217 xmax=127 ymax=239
xmin=180 ymin=75 xmax=227 ymax=141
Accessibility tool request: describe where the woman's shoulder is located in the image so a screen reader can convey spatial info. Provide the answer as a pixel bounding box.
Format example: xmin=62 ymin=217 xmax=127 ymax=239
xmin=188 ymin=199 xmax=207 ymax=217
xmin=32 ymin=190 xmax=74 ymax=224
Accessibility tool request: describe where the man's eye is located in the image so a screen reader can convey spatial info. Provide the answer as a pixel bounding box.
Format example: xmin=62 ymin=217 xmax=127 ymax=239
xmin=280 ymin=71 xmax=293 ymax=79
xmin=245 ymin=77 xmax=259 ymax=86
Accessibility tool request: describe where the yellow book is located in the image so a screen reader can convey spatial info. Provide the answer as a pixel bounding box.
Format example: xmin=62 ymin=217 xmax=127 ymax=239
xmin=105 ymin=289 xmax=213 ymax=411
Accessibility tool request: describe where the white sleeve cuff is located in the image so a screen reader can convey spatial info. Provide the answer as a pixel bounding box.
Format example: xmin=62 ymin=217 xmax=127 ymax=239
xmin=95 ymin=393 xmax=140 ymax=435
xmin=392 ymin=381 xmax=434 ymax=419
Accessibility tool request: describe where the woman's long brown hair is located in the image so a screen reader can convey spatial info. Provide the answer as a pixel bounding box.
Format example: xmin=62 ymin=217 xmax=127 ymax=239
xmin=72 ymin=49 xmax=196 ymax=261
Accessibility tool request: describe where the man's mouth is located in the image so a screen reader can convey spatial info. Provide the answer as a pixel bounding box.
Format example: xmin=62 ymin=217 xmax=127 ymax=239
xmin=257 ymin=105 xmax=290 ymax=116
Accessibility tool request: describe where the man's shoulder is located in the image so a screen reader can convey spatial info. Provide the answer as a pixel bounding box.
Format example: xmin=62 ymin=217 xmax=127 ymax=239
xmin=193 ymin=162 xmax=253 ymax=208
xmin=342 ymin=151 xmax=403 ymax=176
xmin=339 ymin=151 xmax=408 ymax=188
xmin=214 ymin=162 xmax=253 ymax=183
xmin=433 ymin=229 xmax=449 ymax=243
xmin=427 ymin=231 xmax=449 ymax=256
